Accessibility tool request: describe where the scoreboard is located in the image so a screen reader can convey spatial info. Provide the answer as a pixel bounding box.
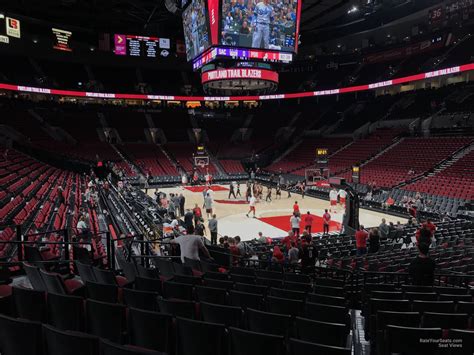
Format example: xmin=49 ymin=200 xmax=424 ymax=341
xmin=0 ymin=14 xmax=21 ymax=44
xmin=316 ymin=148 xmax=329 ymax=165
xmin=114 ymin=34 xmax=171 ymax=58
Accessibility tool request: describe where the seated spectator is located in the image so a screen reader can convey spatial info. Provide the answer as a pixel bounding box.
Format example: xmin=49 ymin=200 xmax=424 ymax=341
xmin=383 ymin=196 xmax=395 ymax=210
xmin=282 ymin=230 xmax=297 ymax=250
xmin=409 ymin=243 xmax=435 ymax=286
xmin=288 ymin=242 xmax=300 ymax=265
xmin=228 ymin=237 xmax=240 ymax=266
xmin=257 ymin=232 xmax=267 ymax=244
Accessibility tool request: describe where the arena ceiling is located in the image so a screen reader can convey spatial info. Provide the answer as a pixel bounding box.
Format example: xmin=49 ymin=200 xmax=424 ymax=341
xmin=3 ymin=0 xmax=360 ymax=36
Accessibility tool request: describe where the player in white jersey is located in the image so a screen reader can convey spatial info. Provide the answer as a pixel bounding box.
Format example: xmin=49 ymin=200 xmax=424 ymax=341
xmin=246 ymin=195 xmax=257 ymax=218
xmin=338 ymin=188 xmax=347 ymax=205
xmin=252 ymin=0 xmax=273 ymax=49
xmin=329 ymin=188 xmax=338 ymax=212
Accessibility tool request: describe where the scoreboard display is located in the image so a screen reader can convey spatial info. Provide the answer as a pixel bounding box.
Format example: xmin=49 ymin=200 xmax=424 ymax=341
xmin=52 ymin=28 xmax=72 ymax=52
xmin=316 ymin=148 xmax=329 ymax=165
xmin=352 ymin=165 xmax=360 ymax=183
xmin=114 ymin=34 xmax=171 ymax=58
xmin=0 ymin=14 xmax=21 ymax=44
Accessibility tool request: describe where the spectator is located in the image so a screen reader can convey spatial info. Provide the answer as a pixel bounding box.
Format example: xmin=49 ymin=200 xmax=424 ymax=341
xmin=228 ymin=237 xmax=240 ymax=266
xmin=416 ymin=227 xmax=432 ymax=246
xmin=379 ymin=218 xmax=389 ymax=239
xmin=184 ymin=209 xmax=194 ymax=230
xmin=282 ymin=230 xmax=296 ymax=250
xmin=257 ymin=232 xmax=267 ymax=244
xmin=195 ymin=219 xmax=205 ymax=237
xmin=235 ymin=236 xmax=250 ymax=259
xmin=167 ymin=198 xmax=176 ymax=219
xmin=179 ymin=193 xmax=186 ymax=217
xmin=322 ymin=209 xmax=331 ymax=235
xmin=208 ymin=214 xmax=218 ymax=245
xmin=193 ymin=203 xmax=202 ymax=225
xmin=272 ymin=246 xmax=284 ymax=263
xmin=383 ymin=196 xmax=395 ymax=210
xmin=290 ymin=213 xmax=301 ymax=237
xmin=171 ymin=233 xmax=211 ymax=263
xmin=409 ymin=242 xmax=435 ymax=286
xmin=368 ymin=227 xmax=380 ymax=254
xmin=355 ymin=225 xmax=368 ymax=256
xmin=76 ymin=216 xmax=90 ymax=236
xmin=423 ymin=219 xmax=436 ymax=237
xmin=304 ymin=211 xmax=314 ymax=235
xmin=57 ymin=187 xmax=65 ymax=205
xmin=204 ymin=193 xmax=213 ymax=219
xmin=288 ymin=242 xmax=300 ymax=265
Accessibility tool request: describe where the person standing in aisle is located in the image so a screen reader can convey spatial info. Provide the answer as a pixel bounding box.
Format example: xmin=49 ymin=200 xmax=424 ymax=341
xmin=322 ymin=209 xmax=331 ymax=235
xmin=208 ymin=214 xmax=218 ymax=245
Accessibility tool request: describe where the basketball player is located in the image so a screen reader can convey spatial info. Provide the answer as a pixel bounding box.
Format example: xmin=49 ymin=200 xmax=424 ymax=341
xmin=252 ymin=0 xmax=273 ymax=49
xmin=329 ymin=187 xmax=338 ymax=212
xmin=228 ymin=182 xmax=236 ymax=199
xmin=338 ymin=188 xmax=347 ymax=206
xmin=236 ymin=183 xmax=241 ymax=197
xmin=276 ymin=184 xmax=281 ymax=199
xmin=246 ymin=194 xmax=257 ymax=218
xmin=265 ymin=186 xmax=272 ymax=202
xmin=322 ymin=209 xmax=331 ymax=235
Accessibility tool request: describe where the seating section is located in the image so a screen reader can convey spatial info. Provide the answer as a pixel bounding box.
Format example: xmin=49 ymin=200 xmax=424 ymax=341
xmin=404 ymin=148 xmax=474 ymax=200
xmin=1 ymin=259 xmax=354 ymax=355
xmin=355 ymin=137 xmax=473 ymax=188
xmin=0 ymin=148 xmax=103 ymax=261
xmin=219 ymin=160 xmax=246 ymax=174
xmin=267 ymin=137 xmax=351 ymax=174
xmin=122 ymin=144 xmax=179 ymax=176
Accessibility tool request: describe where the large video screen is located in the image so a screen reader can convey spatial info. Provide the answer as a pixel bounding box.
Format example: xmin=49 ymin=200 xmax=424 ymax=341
xmin=182 ymin=0 xmax=211 ymax=61
xmin=221 ymin=0 xmax=299 ymax=52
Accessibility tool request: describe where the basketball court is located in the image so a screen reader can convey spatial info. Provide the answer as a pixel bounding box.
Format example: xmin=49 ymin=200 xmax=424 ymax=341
xmin=147 ymin=184 xmax=407 ymax=242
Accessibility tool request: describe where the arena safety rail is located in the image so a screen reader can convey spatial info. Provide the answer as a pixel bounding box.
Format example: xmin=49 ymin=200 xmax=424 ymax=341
xmin=0 ymin=62 xmax=473 ymax=102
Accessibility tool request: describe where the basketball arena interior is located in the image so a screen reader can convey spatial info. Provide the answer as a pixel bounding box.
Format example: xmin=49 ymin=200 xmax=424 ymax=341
xmin=0 ymin=0 xmax=474 ymax=354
